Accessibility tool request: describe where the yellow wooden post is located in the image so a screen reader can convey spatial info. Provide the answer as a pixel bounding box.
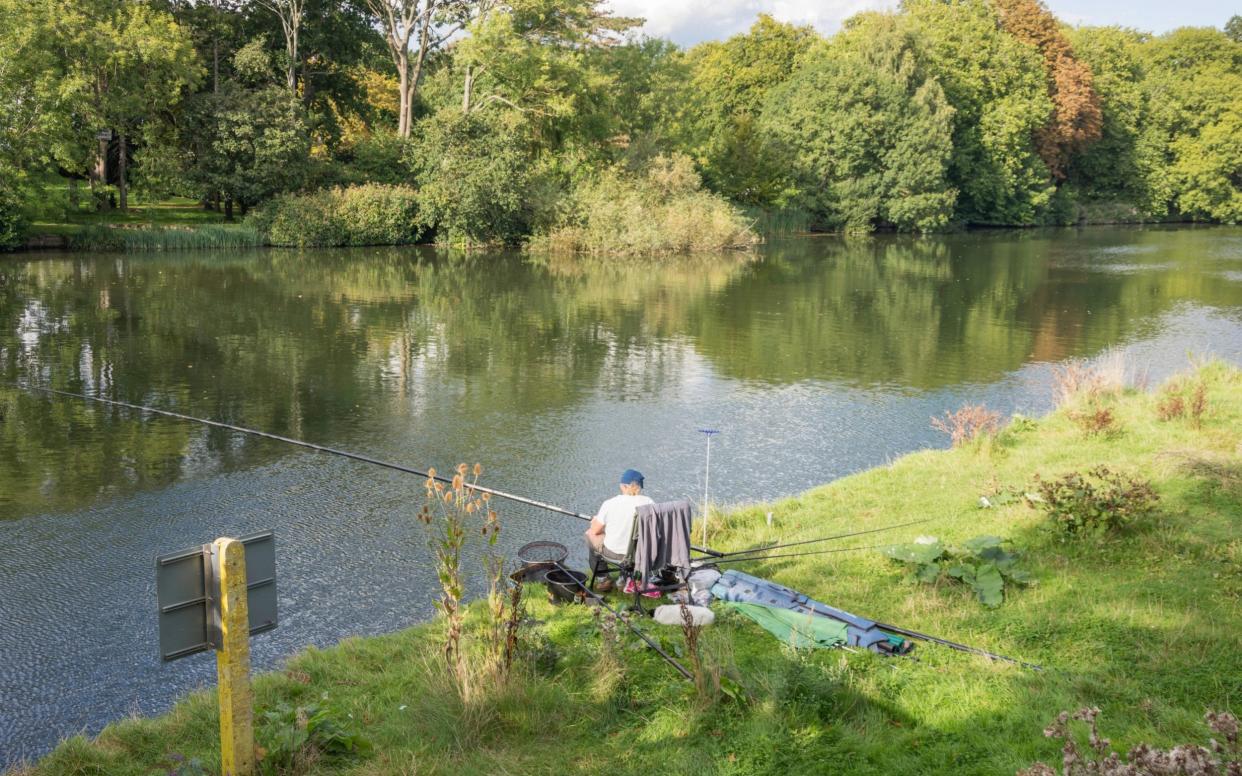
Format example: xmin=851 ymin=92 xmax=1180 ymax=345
xmin=213 ymin=537 xmax=255 ymax=776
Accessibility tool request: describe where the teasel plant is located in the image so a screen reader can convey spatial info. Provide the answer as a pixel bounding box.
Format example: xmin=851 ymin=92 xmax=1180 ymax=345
xmin=419 ymin=463 xmax=501 ymax=700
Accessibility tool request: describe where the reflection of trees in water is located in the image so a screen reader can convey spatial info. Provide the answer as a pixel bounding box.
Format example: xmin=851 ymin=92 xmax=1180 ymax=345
xmin=689 ymin=233 xmax=1236 ymax=387
xmin=0 ymin=233 xmax=1235 ymax=518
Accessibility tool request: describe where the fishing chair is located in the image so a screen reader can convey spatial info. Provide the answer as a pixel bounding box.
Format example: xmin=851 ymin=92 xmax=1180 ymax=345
xmin=587 ymin=500 xmax=692 ymax=615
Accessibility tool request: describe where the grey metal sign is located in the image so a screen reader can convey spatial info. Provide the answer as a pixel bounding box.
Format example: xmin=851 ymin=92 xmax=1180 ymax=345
xmin=156 ymin=532 xmax=277 ymax=662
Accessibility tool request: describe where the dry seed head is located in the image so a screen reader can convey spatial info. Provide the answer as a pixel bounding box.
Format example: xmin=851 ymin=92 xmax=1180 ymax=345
xmin=427 ymin=467 xmax=437 ymax=478
xmin=473 ymin=463 xmax=482 ymax=477
xmin=457 ymin=463 xmax=468 ymax=476
xmin=452 ymin=474 xmax=464 ymax=490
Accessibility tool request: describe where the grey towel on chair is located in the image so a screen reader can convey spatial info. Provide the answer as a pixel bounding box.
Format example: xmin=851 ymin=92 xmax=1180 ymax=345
xmin=634 ymin=499 xmax=693 ymax=583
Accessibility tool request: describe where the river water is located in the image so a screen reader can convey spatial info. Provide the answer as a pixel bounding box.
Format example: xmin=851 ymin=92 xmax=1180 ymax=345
xmin=1 ymin=227 xmax=1241 ymax=764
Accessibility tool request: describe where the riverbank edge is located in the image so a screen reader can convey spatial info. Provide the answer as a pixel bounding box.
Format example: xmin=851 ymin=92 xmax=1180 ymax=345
xmin=10 ymin=361 xmax=1241 ymax=775
xmin=6 ymin=208 xmax=1215 ymax=256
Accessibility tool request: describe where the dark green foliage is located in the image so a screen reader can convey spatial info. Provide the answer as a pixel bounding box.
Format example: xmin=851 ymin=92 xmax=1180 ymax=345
xmin=253 ymin=184 xmax=423 ymax=248
xmin=1032 ymin=466 xmax=1160 ymax=537
xmin=883 ymin=535 xmax=1031 ymax=607
xmin=0 ymin=178 xmax=28 ymax=250
xmin=255 ymin=702 xmax=372 ymax=773
xmin=183 ymin=84 xmax=312 ymax=214
xmin=408 ymin=109 xmax=532 ymax=246
xmin=763 ymin=15 xmax=957 ymax=232
xmin=901 ymin=0 xmax=1055 ymax=225
xmin=335 ymin=132 xmax=413 ymax=186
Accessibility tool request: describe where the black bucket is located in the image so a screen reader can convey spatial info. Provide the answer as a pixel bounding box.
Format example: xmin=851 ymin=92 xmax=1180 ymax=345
xmin=544 ymin=568 xmax=587 ymax=604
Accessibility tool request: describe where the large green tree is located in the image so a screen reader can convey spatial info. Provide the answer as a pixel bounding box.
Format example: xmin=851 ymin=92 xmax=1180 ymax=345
xmin=182 ymin=43 xmax=311 ymax=217
xmin=1138 ymin=27 xmax=1242 ymax=222
xmin=1065 ymin=26 xmax=1154 ymax=208
xmin=763 ymin=14 xmax=957 ymax=232
xmin=680 ymin=15 xmax=818 ymax=205
xmin=901 ymin=0 xmax=1055 ymax=225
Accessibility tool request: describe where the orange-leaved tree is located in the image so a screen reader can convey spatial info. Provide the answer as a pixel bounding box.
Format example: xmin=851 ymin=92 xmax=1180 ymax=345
xmin=994 ymin=0 xmax=1102 ymax=178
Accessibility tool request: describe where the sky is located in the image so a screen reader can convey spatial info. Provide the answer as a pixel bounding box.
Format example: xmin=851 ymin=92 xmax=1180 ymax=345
xmin=604 ymin=0 xmax=1238 ymax=46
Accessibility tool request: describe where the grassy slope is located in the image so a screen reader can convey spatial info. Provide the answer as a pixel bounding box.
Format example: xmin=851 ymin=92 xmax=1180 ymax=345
xmin=17 ymin=364 xmax=1241 ymax=776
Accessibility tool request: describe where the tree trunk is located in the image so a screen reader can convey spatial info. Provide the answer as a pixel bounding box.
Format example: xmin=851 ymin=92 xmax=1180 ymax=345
xmin=117 ymin=133 xmax=128 ymax=212
xmin=212 ymin=38 xmax=219 ymax=94
xmin=224 ymin=197 xmax=234 ymax=221
xmin=69 ymin=177 xmax=79 ymax=210
xmin=398 ymin=55 xmax=411 ymax=137
xmin=462 ymin=65 xmax=474 ymax=114
xmin=96 ymin=135 xmax=110 ymax=211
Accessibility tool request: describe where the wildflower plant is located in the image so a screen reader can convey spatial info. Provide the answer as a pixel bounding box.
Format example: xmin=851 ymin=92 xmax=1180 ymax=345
xmin=418 ymin=463 xmax=501 ymax=698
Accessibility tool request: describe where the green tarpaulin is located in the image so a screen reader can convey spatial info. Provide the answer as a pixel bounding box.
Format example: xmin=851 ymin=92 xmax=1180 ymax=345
xmin=725 ymin=601 xmax=849 ymax=649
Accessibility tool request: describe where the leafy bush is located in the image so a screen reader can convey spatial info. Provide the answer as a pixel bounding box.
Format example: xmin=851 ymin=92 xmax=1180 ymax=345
xmin=931 ymin=404 xmax=1001 ymax=446
xmin=882 ymin=535 xmax=1031 ymax=607
xmin=1031 ymin=467 xmax=1159 ymax=537
xmin=0 ymin=179 xmax=28 ymax=251
xmin=256 ymin=702 xmax=371 ymax=773
xmin=1018 ymin=707 xmax=1240 ymax=775
xmin=253 ymin=184 xmax=424 ymax=248
xmin=531 ymin=154 xmax=759 ymax=255
xmin=408 ymin=109 xmax=532 ymax=247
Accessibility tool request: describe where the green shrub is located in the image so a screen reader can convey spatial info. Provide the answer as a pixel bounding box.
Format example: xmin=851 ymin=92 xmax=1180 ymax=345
xmin=407 ymin=109 xmax=533 ymax=247
xmin=531 ymin=154 xmax=759 ymax=256
xmin=882 ymin=535 xmax=1031 ymax=607
xmin=256 ymin=702 xmax=371 ymax=773
xmin=253 ymin=184 xmax=424 ymax=248
xmin=1031 ymin=466 xmax=1159 ymax=537
xmin=0 ymin=180 xmax=29 ymax=251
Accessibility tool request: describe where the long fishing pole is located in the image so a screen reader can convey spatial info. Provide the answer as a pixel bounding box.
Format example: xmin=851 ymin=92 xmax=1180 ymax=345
xmin=549 ymin=560 xmax=693 ymax=681
xmin=701 ymin=517 xmax=939 ymax=560
xmin=703 ymin=543 xmax=889 ymax=566
xmin=874 ymin=621 xmax=1043 ymax=671
xmin=21 ymin=383 xmax=722 ymax=554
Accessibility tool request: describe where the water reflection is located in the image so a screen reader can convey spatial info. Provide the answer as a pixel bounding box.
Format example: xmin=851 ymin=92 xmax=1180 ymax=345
xmin=2 ymin=229 xmax=1241 ymax=521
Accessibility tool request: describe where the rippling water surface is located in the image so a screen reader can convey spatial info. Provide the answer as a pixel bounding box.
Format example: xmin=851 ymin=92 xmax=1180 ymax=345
xmin=2 ymin=227 xmax=1242 ymax=763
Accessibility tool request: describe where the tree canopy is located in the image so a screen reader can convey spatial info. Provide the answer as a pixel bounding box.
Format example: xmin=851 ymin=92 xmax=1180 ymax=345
xmin=1 ymin=0 xmax=1241 ymax=246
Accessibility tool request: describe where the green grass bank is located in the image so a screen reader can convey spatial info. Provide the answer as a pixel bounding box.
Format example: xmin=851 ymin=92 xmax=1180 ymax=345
xmin=14 ymin=363 xmax=1241 ymax=775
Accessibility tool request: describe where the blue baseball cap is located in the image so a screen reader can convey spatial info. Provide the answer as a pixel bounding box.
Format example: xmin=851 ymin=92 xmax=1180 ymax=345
xmin=620 ymin=469 xmax=645 ymax=487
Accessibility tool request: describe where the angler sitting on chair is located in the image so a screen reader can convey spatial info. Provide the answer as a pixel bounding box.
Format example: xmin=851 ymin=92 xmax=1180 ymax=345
xmin=584 ymin=469 xmax=652 ymax=593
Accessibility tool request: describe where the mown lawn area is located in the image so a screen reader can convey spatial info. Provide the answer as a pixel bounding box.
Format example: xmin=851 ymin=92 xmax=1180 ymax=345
xmin=15 ymin=363 xmax=1240 ymax=775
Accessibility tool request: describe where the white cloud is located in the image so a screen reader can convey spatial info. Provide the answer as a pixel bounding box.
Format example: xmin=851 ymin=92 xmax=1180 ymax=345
xmin=606 ymin=0 xmax=899 ymax=46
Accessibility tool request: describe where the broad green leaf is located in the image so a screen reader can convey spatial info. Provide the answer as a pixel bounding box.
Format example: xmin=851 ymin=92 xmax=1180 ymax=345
xmin=972 ymin=563 xmax=1004 ymax=608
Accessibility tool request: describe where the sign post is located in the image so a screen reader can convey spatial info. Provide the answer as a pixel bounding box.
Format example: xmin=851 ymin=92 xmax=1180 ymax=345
xmin=213 ymin=537 xmax=255 ymax=776
xmin=156 ymin=532 xmax=276 ymax=776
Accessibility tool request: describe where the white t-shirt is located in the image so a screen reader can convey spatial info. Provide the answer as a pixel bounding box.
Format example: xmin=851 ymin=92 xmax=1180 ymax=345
xmin=596 ymin=494 xmax=655 ymax=556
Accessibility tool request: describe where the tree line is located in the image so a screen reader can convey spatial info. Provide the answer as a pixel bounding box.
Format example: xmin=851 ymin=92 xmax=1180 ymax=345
xmin=1 ymin=0 xmax=1240 ymax=249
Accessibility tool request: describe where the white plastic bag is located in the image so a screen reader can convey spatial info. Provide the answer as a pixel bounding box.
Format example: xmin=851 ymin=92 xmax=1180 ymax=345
xmin=653 ymin=604 xmax=715 ymax=627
